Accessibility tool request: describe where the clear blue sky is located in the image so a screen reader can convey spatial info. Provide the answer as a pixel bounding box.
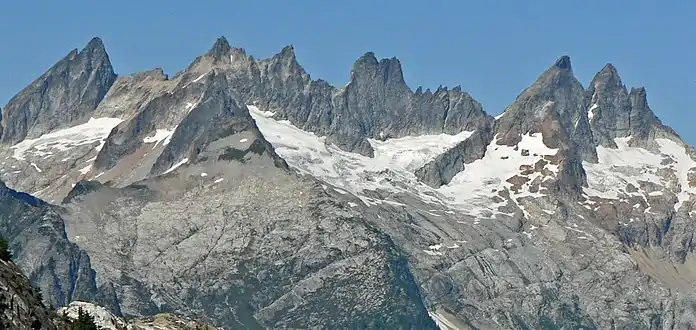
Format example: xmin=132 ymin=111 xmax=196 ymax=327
xmin=1 ymin=1 xmax=695 ymax=144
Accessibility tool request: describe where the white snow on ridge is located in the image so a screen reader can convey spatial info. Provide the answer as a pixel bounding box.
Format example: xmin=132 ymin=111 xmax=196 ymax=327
xmin=11 ymin=117 xmax=123 ymax=160
xmin=583 ymin=137 xmax=696 ymax=211
xmin=657 ymin=138 xmax=696 ymax=211
xmin=583 ymin=137 xmax=662 ymax=199
xmin=248 ymin=105 xmax=472 ymax=203
xmin=440 ymin=133 xmax=558 ymax=214
xmin=248 ymin=104 xmax=560 ymax=215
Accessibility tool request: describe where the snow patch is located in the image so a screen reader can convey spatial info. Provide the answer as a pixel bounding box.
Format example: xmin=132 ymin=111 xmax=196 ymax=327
xmin=583 ymin=137 xmax=696 ymax=211
xmin=429 ymin=244 xmax=443 ymax=251
xmin=10 ymin=117 xmax=122 ymax=160
xmin=439 ymin=133 xmax=558 ymax=214
xmin=162 ymin=158 xmax=189 ymax=175
xmin=143 ymin=129 xmax=175 ymax=149
xmin=79 ymin=165 xmax=92 ymax=175
xmin=30 ymin=163 xmax=42 ymax=173
xmin=191 ymin=72 xmax=207 ymax=83
xmin=248 ymin=104 xmax=473 ymax=206
xmin=656 ymin=138 xmax=696 ymax=211
xmin=588 ymin=103 xmax=598 ymax=121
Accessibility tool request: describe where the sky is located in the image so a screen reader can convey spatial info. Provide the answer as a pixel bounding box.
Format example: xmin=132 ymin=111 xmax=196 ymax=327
xmin=1 ymin=0 xmax=695 ymax=144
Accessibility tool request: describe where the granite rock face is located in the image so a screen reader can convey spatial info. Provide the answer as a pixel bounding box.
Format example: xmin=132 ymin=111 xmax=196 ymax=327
xmin=0 ymin=257 xmax=222 ymax=329
xmin=586 ymin=63 xmax=680 ymax=151
xmin=417 ymin=56 xmax=593 ymax=195
xmin=183 ymin=37 xmax=492 ymax=157
xmin=0 ymin=37 xmax=117 ymax=145
xmin=0 ymin=180 xmax=118 ymax=312
xmin=4 ymin=37 xmax=696 ymax=329
xmin=60 ymin=106 xmax=436 ymax=328
xmin=0 ymin=256 xmax=71 ymax=330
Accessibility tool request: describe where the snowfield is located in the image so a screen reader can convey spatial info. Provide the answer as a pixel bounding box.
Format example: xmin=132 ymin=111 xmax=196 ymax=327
xmin=583 ymin=136 xmax=696 ymax=211
xmin=248 ymin=104 xmax=560 ymax=218
xmin=11 ymin=117 xmax=122 ymax=160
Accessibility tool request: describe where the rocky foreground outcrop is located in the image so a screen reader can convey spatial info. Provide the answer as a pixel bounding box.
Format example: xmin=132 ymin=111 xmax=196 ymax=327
xmin=0 ymin=252 xmax=220 ymax=329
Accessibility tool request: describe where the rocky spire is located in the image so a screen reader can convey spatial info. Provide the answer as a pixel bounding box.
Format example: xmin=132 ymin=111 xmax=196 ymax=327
xmin=349 ymin=52 xmax=380 ymax=81
xmin=349 ymin=52 xmax=406 ymax=86
xmin=584 ymin=63 xmax=631 ymax=148
xmin=495 ymin=55 xmax=597 ymax=161
xmin=279 ymin=45 xmax=296 ymax=59
xmin=82 ymin=37 xmax=109 ymax=59
xmin=586 ymin=64 xmax=677 ymax=150
xmin=206 ymin=36 xmax=232 ymax=61
xmin=554 ymin=55 xmax=572 ymax=70
xmin=591 ymin=64 xmax=623 ymax=89
xmin=174 ymin=43 xmax=489 ymax=159
xmin=415 ymin=55 xmax=595 ymax=193
xmin=0 ymin=37 xmax=117 ymax=144
xmin=626 ymin=86 xmax=678 ymax=145
xmin=262 ymin=44 xmax=309 ymax=80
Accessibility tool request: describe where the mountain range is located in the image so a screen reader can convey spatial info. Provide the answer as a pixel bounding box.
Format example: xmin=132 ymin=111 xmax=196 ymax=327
xmin=2 ymin=36 xmax=696 ymax=329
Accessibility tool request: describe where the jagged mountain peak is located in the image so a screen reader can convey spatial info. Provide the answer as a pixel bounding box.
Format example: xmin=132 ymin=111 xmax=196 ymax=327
xmin=6 ymin=36 xmax=696 ymax=330
xmin=496 ymin=56 xmax=591 ymax=151
xmin=350 ymin=52 xmax=405 ymax=85
xmin=629 ymin=86 xmax=648 ymax=106
xmin=377 ymin=57 xmax=405 ymax=85
xmin=0 ymin=37 xmax=117 ymax=144
xmin=350 ymin=52 xmax=379 ymax=78
xmin=149 ymin=41 xmax=486 ymax=159
xmin=554 ymin=55 xmax=572 ymax=70
xmin=81 ymin=36 xmax=109 ymax=58
xmin=417 ymin=55 xmax=597 ymax=190
xmin=598 ymin=62 xmax=619 ymax=76
xmin=586 ymin=62 xmax=680 ymax=150
xmin=533 ymin=55 xmax=581 ymax=90
xmin=591 ymin=63 xmax=623 ymax=89
xmin=261 ymin=44 xmax=307 ymax=78
xmin=87 ymin=68 xmax=286 ymax=187
xmin=356 ymin=51 xmax=378 ymax=64
xmin=206 ymin=36 xmax=232 ymax=59
xmin=150 ymin=72 xmax=287 ymax=176
xmin=279 ymin=44 xmax=296 ymax=58
xmin=60 ymin=37 xmax=109 ymax=63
